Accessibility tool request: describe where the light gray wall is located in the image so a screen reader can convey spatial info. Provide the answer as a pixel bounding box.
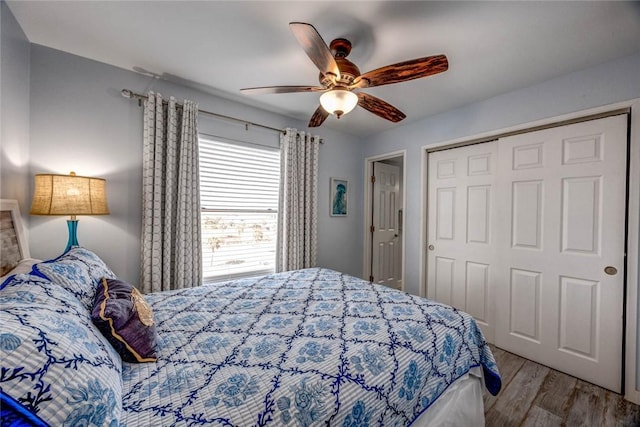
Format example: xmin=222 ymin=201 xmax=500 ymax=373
xmin=362 ymin=51 xmax=640 ymax=297
xmin=28 ymin=45 xmax=363 ymax=284
xmin=1 ymin=1 xmax=30 ymax=223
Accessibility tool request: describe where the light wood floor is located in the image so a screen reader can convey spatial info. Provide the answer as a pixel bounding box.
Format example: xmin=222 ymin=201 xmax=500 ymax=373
xmin=484 ymin=345 xmax=640 ymax=426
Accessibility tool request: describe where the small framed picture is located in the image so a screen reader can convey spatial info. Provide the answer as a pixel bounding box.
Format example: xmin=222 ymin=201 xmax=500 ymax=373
xmin=330 ymin=178 xmax=348 ymax=217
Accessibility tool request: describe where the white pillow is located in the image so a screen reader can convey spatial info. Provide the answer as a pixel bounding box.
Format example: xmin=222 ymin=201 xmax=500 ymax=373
xmin=0 ymin=258 xmax=40 ymax=283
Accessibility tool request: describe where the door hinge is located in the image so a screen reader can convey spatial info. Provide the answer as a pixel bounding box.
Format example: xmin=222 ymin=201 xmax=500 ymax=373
xmin=371 ymin=175 xmax=376 ymax=183
xmin=369 ymin=275 xmax=374 ymax=282
xmin=370 ymin=225 xmax=375 ymax=233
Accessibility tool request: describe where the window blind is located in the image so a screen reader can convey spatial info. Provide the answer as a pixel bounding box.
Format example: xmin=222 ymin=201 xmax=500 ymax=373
xmin=199 ymin=136 xmax=280 ymax=281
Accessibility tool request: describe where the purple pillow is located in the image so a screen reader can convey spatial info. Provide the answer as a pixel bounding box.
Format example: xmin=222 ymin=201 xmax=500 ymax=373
xmin=92 ymin=277 xmax=157 ymax=363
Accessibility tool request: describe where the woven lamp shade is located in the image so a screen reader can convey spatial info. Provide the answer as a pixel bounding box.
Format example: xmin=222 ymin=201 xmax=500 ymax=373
xmin=30 ymin=172 xmax=109 ymax=216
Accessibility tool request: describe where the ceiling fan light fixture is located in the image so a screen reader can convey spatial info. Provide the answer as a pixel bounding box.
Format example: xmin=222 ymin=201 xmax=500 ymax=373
xmin=320 ymin=89 xmax=358 ymax=119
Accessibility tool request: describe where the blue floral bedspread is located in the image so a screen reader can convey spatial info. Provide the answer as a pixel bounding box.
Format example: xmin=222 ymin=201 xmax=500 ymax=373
xmin=121 ymin=268 xmax=501 ymax=426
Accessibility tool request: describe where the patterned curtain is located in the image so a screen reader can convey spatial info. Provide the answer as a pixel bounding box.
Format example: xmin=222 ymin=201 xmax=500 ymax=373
xmin=141 ymin=92 xmax=202 ymax=293
xmin=276 ymin=128 xmax=320 ymax=272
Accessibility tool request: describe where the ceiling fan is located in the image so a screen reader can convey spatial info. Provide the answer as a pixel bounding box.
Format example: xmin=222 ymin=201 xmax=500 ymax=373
xmin=240 ymin=22 xmax=448 ymax=128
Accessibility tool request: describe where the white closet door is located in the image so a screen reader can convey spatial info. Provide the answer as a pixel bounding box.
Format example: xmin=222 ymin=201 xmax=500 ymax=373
xmin=426 ymin=114 xmax=627 ymax=392
xmin=494 ymin=114 xmax=627 ymax=392
xmin=427 ymin=141 xmax=498 ymax=342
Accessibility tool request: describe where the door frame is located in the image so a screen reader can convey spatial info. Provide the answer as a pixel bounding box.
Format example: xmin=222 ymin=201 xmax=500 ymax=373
xmin=420 ymin=99 xmax=640 ymax=404
xmin=363 ymin=150 xmax=407 ymax=290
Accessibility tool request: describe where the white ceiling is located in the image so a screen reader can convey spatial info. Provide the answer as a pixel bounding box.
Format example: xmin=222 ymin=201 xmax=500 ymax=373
xmin=7 ymin=1 xmax=640 ymax=137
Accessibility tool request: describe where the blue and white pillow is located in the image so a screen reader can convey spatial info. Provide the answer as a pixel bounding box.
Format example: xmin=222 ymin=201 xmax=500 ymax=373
xmin=33 ymin=247 xmax=116 ymax=311
xmin=0 ymin=274 xmax=123 ymax=426
xmin=0 ymin=273 xmax=87 ymax=315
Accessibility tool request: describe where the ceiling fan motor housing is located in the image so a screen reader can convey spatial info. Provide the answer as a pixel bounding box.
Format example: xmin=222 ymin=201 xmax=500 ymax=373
xmin=319 ymin=38 xmax=361 ymax=87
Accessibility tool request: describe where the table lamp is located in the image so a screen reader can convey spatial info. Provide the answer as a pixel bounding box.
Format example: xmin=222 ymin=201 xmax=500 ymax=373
xmin=30 ymin=172 xmax=109 ymax=252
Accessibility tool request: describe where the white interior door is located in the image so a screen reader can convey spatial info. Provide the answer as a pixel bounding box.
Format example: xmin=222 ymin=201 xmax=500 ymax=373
xmin=427 ymin=141 xmax=498 ymax=342
xmin=494 ymin=115 xmax=627 ymax=392
xmin=427 ymin=114 xmax=627 ymax=392
xmin=372 ymin=162 xmax=402 ymax=289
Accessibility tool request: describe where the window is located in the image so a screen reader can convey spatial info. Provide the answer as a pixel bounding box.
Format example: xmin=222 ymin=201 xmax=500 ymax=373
xmin=199 ymin=136 xmax=280 ymax=281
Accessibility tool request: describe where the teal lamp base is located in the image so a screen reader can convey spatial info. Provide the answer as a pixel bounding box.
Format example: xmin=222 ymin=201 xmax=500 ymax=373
xmin=65 ymin=219 xmax=79 ymax=253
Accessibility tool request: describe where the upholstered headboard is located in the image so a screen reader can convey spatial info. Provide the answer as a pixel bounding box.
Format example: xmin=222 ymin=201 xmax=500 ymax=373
xmin=0 ymin=199 xmax=30 ymax=276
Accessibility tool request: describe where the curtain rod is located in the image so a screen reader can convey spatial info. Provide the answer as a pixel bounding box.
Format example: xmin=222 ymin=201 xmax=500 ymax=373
xmin=121 ymin=88 xmax=288 ymax=134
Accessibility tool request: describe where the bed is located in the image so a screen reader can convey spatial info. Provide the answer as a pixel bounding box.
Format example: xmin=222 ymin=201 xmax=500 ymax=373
xmin=0 ymin=199 xmax=501 ymax=426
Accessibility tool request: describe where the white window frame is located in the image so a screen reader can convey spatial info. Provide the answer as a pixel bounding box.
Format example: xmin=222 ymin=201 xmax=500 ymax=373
xmin=199 ymin=134 xmax=280 ymax=283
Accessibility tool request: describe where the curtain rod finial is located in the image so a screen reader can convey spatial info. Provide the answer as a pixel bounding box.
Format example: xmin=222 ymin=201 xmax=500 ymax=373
xmin=121 ymin=89 xmax=133 ymax=99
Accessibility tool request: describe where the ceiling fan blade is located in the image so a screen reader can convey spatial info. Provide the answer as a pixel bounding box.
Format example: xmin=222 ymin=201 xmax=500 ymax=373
xmin=352 ymin=54 xmax=448 ymax=89
xmin=289 ymin=22 xmax=340 ymax=80
xmin=308 ymin=105 xmax=329 ymax=127
xmin=357 ymin=92 xmax=406 ymax=123
xmin=240 ymin=85 xmax=326 ymax=95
